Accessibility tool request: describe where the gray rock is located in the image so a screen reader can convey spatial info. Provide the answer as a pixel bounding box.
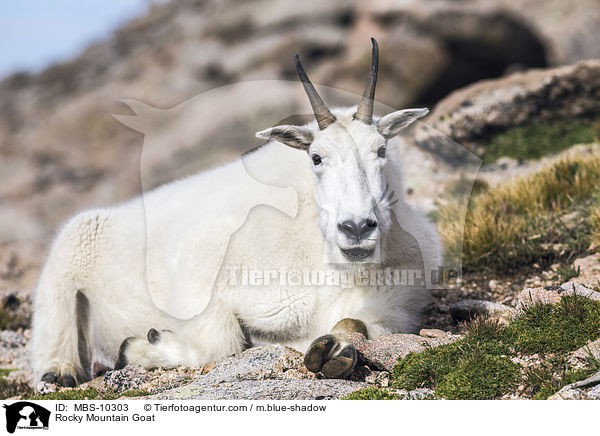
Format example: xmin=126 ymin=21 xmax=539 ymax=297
xmin=572 ymin=339 xmax=600 ymax=363
xmin=402 ymin=388 xmax=436 ymax=400
xmin=189 ymin=345 xmax=313 ymax=383
xmin=347 ymin=332 xmax=460 ymax=372
xmin=149 ymin=345 xmax=365 ymax=400
xmin=152 ymin=378 xmax=366 ymax=400
xmin=559 ymin=282 xmax=600 ymax=301
xmin=0 ymin=329 xmax=29 ymax=367
xmin=419 ymin=328 xmax=452 ymax=339
xmin=548 ymin=386 xmax=585 ymax=400
xmin=415 ymin=60 xmax=600 ymax=163
xmin=34 ymin=381 xmax=57 ymax=396
xmin=449 ymin=299 xmax=513 ymax=322
xmin=517 ymin=283 xmax=600 ymax=311
xmin=103 ymin=365 xmax=149 ymax=393
xmin=548 ymin=370 xmax=600 ymax=400
xmin=586 ymin=385 xmax=600 ymax=400
xmin=570 ymin=370 xmax=600 ymax=390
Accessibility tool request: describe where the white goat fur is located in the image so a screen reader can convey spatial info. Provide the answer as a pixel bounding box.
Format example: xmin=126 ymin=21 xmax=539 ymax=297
xmin=30 ymin=106 xmax=441 ymax=383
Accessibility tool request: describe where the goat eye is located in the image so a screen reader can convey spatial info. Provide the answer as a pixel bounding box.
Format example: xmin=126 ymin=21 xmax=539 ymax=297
xmin=311 ymin=154 xmax=322 ymax=165
xmin=377 ymin=146 xmax=386 ymax=158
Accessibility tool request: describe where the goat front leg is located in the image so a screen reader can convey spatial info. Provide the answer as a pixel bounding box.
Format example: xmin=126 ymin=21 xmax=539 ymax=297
xmin=304 ymin=318 xmax=367 ymax=379
xmin=114 ymin=328 xmax=189 ymax=370
xmin=114 ymin=300 xmax=246 ymax=370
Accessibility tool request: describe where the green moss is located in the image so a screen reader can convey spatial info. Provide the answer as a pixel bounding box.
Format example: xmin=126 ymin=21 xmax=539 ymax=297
xmin=29 ymin=387 xmax=99 ymax=400
xmin=0 ymin=368 xmax=14 ymax=377
xmin=481 ymin=117 xmax=600 ymax=164
xmin=391 ymin=296 xmax=600 ymax=400
xmin=343 ymin=387 xmax=398 ymax=400
xmin=436 ymin=354 xmax=520 ymax=400
xmin=120 ymin=389 xmax=151 ymax=398
xmin=391 ymin=337 xmax=517 ymax=400
xmin=503 ymin=295 xmax=600 ymax=354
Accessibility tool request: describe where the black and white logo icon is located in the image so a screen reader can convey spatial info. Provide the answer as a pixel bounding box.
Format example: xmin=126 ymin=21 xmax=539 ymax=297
xmin=3 ymin=402 xmax=50 ymax=433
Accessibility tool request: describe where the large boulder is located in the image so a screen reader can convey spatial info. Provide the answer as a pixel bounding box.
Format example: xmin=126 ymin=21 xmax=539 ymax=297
xmin=149 ymin=345 xmax=366 ymax=400
xmin=415 ymin=60 xmax=600 ymax=163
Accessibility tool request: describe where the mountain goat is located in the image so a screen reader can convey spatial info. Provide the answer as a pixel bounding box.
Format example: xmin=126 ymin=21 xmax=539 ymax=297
xmin=31 ymin=39 xmax=441 ymax=386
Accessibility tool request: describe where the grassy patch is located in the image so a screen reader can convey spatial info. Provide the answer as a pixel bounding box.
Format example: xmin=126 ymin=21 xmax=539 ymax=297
xmin=343 ymin=387 xmax=398 ymax=400
xmin=481 ymin=117 xmax=600 ymax=164
xmin=0 ymin=368 xmax=14 ymax=377
xmin=523 ymin=356 xmax=595 ymax=400
xmin=120 ymin=389 xmax=151 ymax=398
xmin=503 ymin=295 xmax=600 ymax=354
xmin=391 ymin=334 xmax=519 ymax=400
xmin=390 ymin=296 xmax=600 ymax=400
xmin=438 ymin=154 xmax=600 ymax=274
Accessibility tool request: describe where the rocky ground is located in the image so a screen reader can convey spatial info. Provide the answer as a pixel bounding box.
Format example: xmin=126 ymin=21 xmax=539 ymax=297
xmin=2 ymin=0 xmax=600 ymax=400
xmin=3 ymin=277 xmax=600 ymax=400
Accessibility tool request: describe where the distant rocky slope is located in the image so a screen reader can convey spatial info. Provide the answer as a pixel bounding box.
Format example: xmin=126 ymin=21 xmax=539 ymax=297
xmin=1 ymin=0 xmax=600 ymax=271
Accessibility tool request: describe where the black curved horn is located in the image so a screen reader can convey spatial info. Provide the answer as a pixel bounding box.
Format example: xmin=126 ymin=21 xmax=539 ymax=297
xmin=354 ymin=38 xmax=379 ymax=125
xmin=294 ymin=54 xmax=336 ymax=130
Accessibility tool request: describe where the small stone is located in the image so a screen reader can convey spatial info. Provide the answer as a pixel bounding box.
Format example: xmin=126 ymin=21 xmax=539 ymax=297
xmin=449 ymin=299 xmax=512 ymax=322
xmin=560 ymin=282 xmax=600 ymax=301
xmin=488 ymin=279 xmax=500 ymax=291
xmin=517 ymin=287 xmax=562 ymax=309
xmin=403 ymin=388 xmax=435 ymax=400
xmin=572 ymin=339 xmax=600 ymax=362
xmin=103 ymin=364 xmax=148 ymax=393
xmin=419 ymin=329 xmax=450 ymax=338
xmin=548 ymin=386 xmax=586 ymax=400
xmin=571 ymin=370 xmax=600 ymax=389
xmin=34 ymin=381 xmax=57 ymax=395
xmin=571 ymin=254 xmax=600 ymax=287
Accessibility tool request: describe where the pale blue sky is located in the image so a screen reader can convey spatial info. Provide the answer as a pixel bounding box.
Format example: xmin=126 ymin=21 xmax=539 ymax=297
xmin=0 ymin=0 xmax=164 ymax=78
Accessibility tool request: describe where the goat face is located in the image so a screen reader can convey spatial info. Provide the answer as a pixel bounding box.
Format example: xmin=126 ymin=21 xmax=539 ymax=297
xmin=256 ymin=38 xmax=428 ymax=262
xmin=307 ymin=114 xmax=388 ymax=262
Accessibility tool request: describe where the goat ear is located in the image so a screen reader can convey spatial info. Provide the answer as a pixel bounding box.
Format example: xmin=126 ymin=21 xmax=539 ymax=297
xmin=256 ymin=125 xmax=314 ymax=150
xmin=376 ymin=108 xmax=429 ymax=139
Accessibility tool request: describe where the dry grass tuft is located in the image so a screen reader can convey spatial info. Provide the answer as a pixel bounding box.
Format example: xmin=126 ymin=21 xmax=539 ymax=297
xmin=438 ymin=154 xmax=600 ymax=273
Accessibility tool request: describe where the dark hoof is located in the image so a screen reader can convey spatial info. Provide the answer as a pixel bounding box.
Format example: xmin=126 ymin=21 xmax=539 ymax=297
xmin=59 ymin=374 xmax=77 ymax=387
xmin=304 ymin=334 xmax=338 ymax=373
xmin=92 ymin=362 xmax=110 ymax=378
xmin=41 ymin=372 xmax=58 ymax=383
xmin=320 ymin=345 xmax=357 ymax=379
xmin=147 ymin=328 xmax=160 ymax=344
xmin=115 ymin=336 xmax=135 ymax=370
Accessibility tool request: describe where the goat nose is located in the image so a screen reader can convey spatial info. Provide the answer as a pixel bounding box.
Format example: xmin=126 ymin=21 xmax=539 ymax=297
xmin=338 ymin=219 xmax=377 ymax=240
xmin=359 ymin=218 xmax=377 ymax=238
xmin=338 ymin=220 xmax=359 ymax=239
